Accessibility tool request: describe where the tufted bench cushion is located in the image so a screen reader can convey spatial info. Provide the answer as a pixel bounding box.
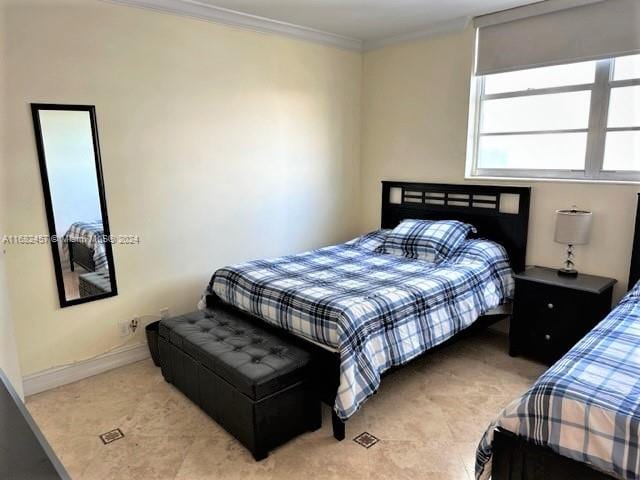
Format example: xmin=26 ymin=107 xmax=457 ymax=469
xmin=78 ymin=271 xmax=111 ymax=298
xmin=160 ymin=310 xmax=309 ymax=401
xmin=158 ymin=307 xmax=320 ymax=460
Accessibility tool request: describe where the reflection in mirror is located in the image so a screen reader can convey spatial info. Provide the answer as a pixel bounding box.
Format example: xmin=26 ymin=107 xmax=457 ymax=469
xmin=32 ymin=104 xmax=117 ymax=307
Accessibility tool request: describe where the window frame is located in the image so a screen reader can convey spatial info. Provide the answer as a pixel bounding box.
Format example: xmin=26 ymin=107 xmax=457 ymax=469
xmin=468 ymin=57 xmax=640 ymax=182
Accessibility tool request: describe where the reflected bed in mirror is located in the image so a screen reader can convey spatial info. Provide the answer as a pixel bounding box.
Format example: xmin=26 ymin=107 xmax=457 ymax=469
xmin=31 ymin=104 xmax=117 ymax=307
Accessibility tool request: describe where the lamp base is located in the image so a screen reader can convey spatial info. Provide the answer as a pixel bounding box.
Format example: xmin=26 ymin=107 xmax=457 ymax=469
xmin=557 ymin=268 xmax=578 ymax=278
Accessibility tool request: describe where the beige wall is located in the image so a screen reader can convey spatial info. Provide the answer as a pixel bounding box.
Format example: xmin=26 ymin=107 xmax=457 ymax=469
xmin=0 ymin=0 xmax=23 ymax=397
xmin=3 ymin=0 xmax=362 ymax=376
xmin=361 ymin=28 xmax=638 ymax=302
xmin=0 ymin=247 xmax=23 ymax=398
xmin=4 ymin=2 xmax=638 ymax=380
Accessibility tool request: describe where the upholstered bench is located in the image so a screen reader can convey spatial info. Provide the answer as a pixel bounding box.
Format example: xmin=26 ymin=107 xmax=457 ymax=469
xmin=78 ymin=271 xmax=110 ymax=297
xmin=158 ymin=308 xmax=321 ymax=460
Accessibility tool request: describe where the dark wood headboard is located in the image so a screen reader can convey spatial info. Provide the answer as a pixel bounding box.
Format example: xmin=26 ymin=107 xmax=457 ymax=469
xmin=381 ymin=181 xmax=531 ymax=273
xmin=629 ymin=193 xmax=640 ymax=290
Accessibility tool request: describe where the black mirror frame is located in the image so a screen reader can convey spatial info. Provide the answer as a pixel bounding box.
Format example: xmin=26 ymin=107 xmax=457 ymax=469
xmin=31 ymin=103 xmax=118 ymax=308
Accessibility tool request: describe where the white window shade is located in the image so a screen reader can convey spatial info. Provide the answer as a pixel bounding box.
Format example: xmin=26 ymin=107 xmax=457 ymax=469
xmin=475 ymin=0 xmax=640 ymax=75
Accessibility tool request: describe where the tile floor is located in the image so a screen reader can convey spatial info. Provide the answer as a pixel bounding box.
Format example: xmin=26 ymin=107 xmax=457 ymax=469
xmin=25 ymin=330 xmax=546 ymax=480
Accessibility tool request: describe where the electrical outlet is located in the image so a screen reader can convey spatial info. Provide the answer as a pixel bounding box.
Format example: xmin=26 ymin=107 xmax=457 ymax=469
xmin=160 ymin=307 xmax=170 ymax=319
xmin=118 ymin=320 xmax=130 ymax=337
xmin=130 ymin=317 xmax=139 ymax=333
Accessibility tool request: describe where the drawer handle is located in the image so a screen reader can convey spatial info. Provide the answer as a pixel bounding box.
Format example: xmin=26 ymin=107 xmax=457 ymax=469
xmin=544 ymin=334 xmax=551 ymax=341
xmin=547 ymin=303 xmax=554 ymax=310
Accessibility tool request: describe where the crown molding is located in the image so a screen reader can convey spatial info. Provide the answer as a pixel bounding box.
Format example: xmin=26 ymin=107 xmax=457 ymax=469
xmin=103 ymin=0 xmax=363 ymax=51
xmin=363 ymin=16 xmax=471 ymax=52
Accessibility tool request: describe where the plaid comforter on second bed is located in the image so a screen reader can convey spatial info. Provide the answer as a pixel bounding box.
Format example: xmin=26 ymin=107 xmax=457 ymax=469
xmin=476 ymin=282 xmax=640 ymax=480
xmin=206 ymin=236 xmax=513 ymax=420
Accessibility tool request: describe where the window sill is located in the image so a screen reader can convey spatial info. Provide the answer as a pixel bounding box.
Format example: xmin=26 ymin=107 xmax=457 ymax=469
xmin=465 ymin=174 xmax=640 ymax=186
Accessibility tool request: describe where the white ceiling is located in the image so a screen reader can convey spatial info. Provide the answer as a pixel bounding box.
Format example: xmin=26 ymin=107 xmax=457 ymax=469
xmin=198 ymin=0 xmax=541 ymax=41
xmin=113 ymin=0 xmax=549 ymax=50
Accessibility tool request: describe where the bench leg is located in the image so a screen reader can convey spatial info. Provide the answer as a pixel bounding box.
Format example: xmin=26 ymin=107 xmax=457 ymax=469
xmin=332 ymin=410 xmax=345 ymax=441
xmin=308 ymin=400 xmax=322 ymax=432
xmin=252 ymin=449 xmax=268 ymax=461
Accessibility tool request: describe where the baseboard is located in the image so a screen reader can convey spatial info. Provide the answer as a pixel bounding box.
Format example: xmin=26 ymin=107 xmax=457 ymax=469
xmin=22 ymin=343 xmax=150 ymax=397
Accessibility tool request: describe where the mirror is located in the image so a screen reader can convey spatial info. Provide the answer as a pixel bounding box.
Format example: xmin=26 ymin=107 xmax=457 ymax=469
xmin=31 ymin=104 xmax=117 ymax=307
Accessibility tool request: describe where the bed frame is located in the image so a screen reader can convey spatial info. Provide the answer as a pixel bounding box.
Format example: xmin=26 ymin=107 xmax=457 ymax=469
xmin=491 ymin=192 xmax=640 ymax=480
xmin=208 ymin=181 xmax=532 ymax=441
xmin=381 ymin=181 xmax=530 ymax=272
xmin=628 ymin=193 xmax=640 ymax=289
xmin=68 ymin=241 xmax=97 ymax=272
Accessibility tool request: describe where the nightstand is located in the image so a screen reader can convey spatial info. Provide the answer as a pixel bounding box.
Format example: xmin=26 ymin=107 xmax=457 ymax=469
xmin=509 ymin=266 xmax=617 ymax=365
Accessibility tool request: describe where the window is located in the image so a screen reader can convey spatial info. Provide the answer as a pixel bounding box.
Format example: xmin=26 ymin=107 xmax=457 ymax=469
xmin=469 ymin=54 xmax=640 ymax=181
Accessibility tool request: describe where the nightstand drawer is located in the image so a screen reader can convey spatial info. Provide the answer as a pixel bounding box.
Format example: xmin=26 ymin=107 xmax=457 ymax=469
xmin=510 ymin=270 xmax=615 ymax=365
xmin=513 ymin=283 xmax=574 ymax=362
xmin=515 ymin=283 xmax=565 ymax=319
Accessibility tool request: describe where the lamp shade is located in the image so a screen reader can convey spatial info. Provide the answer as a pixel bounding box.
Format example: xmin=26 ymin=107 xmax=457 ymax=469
xmin=554 ymin=209 xmax=592 ymax=245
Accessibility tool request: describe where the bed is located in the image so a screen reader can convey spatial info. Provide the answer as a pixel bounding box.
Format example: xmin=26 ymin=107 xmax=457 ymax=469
xmin=63 ymin=221 xmax=108 ymax=272
xmin=204 ymin=181 xmax=531 ymax=438
xmin=476 ymin=193 xmax=640 ymax=480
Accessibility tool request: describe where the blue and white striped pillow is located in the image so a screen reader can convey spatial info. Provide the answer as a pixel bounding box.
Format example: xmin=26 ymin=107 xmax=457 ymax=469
xmin=381 ymin=219 xmax=476 ymax=263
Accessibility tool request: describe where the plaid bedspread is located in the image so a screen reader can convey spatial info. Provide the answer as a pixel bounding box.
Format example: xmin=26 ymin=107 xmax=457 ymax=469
xmin=206 ymin=237 xmax=514 ymax=420
xmin=62 ymin=221 xmax=108 ymax=271
xmin=476 ymin=282 xmax=640 ymax=480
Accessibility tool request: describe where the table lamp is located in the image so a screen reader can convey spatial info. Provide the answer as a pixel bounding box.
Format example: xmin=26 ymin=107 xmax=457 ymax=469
xmin=554 ymin=207 xmax=592 ymax=277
